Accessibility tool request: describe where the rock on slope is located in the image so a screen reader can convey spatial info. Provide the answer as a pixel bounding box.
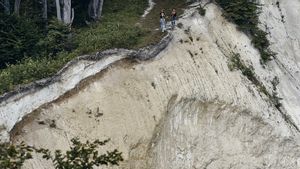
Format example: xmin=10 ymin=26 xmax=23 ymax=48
xmin=1 ymin=0 xmax=300 ymax=168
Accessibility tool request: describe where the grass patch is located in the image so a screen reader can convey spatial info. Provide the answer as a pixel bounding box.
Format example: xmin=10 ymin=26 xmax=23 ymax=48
xmin=74 ymin=23 xmax=144 ymax=55
xmin=135 ymin=0 xmax=187 ymax=48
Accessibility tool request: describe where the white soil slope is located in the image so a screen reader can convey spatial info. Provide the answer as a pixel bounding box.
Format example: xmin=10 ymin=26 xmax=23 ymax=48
xmin=2 ymin=0 xmax=300 ymax=168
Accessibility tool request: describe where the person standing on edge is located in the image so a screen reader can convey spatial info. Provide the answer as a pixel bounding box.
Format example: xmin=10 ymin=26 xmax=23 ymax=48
xmin=160 ymin=9 xmax=166 ymax=32
xmin=171 ymin=8 xmax=177 ymax=29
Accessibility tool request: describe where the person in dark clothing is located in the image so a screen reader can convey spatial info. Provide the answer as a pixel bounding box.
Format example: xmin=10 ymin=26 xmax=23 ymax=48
xmin=160 ymin=9 xmax=166 ymax=32
xmin=171 ymin=9 xmax=177 ymax=29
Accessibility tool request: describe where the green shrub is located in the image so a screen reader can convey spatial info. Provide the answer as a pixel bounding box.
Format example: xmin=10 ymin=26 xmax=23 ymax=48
xmin=0 ymin=138 xmax=123 ymax=169
xmin=228 ymin=52 xmax=243 ymax=71
xmin=75 ymin=22 xmax=144 ymax=55
xmin=197 ymin=5 xmax=206 ymax=16
xmin=38 ymin=19 xmax=74 ymax=57
xmin=0 ymin=142 xmax=33 ymax=169
xmin=216 ymin=0 xmax=260 ymax=32
xmin=0 ymin=53 xmax=74 ymax=94
xmin=252 ymin=29 xmax=275 ymax=62
xmin=228 ymin=53 xmax=257 ymax=85
xmin=37 ymin=138 xmax=123 ymax=168
xmin=228 ymin=52 xmax=281 ymax=108
xmin=0 ymin=14 xmax=41 ymax=68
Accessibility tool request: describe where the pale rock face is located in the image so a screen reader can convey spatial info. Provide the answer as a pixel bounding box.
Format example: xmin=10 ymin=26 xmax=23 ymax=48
xmin=1 ymin=0 xmax=300 ymax=168
xmin=148 ymin=99 xmax=300 ymax=169
xmin=260 ymin=0 xmax=300 ymax=129
xmin=0 ymin=53 xmax=128 ymax=142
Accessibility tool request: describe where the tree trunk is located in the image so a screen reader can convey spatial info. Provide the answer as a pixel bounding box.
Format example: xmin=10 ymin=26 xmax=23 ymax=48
xmin=42 ymin=0 xmax=47 ymax=21
xmin=88 ymin=0 xmax=97 ymax=20
xmin=14 ymin=0 xmax=21 ymax=16
xmin=97 ymin=0 xmax=103 ymax=20
xmin=55 ymin=0 xmax=61 ymax=21
xmin=61 ymin=0 xmax=71 ymax=24
xmin=56 ymin=0 xmax=73 ymax=25
xmin=4 ymin=0 xmax=10 ymax=15
xmin=88 ymin=0 xmax=104 ymax=21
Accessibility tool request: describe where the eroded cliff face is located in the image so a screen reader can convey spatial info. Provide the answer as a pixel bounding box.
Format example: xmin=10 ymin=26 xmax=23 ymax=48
xmin=147 ymin=99 xmax=300 ymax=168
xmin=1 ymin=0 xmax=300 ymax=168
xmin=260 ymin=0 xmax=300 ymax=129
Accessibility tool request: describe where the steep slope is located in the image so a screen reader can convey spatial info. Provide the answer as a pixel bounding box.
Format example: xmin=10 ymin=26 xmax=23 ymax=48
xmin=147 ymin=99 xmax=300 ymax=168
xmin=260 ymin=0 xmax=300 ymax=129
xmin=1 ymin=0 xmax=300 ymax=168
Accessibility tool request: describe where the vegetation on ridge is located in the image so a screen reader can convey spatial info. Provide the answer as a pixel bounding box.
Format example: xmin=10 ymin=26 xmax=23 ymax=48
xmin=0 ymin=0 xmax=147 ymax=94
xmin=216 ymin=0 xmax=276 ymax=64
xmin=0 ymin=0 xmax=186 ymax=95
